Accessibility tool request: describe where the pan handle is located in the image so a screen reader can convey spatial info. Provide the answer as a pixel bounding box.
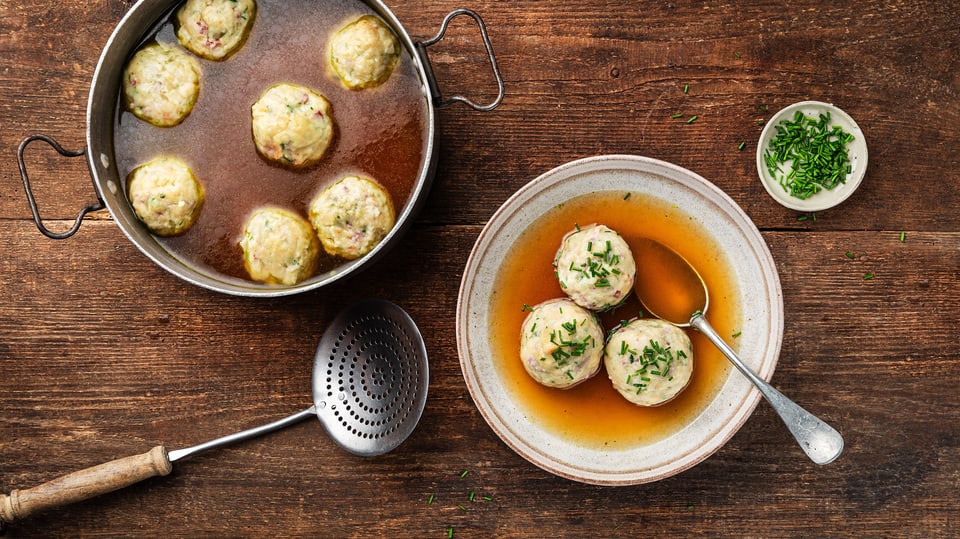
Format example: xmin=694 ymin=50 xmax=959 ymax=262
xmin=415 ymin=9 xmax=504 ymax=112
xmin=18 ymin=134 xmax=105 ymax=240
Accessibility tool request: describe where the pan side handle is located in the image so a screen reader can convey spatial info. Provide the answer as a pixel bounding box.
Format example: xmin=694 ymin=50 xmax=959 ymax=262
xmin=415 ymin=9 xmax=505 ymax=112
xmin=18 ymin=134 xmax=105 ymax=240
xmin=0 ymin=446 xmax=172 ymax=526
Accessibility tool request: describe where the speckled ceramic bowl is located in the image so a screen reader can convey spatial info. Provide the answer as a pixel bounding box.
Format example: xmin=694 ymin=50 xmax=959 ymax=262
xmin=757 ymin=100 xmax=868 ymax=212
xmin=456 ymin=155 xmax=784 ymax=485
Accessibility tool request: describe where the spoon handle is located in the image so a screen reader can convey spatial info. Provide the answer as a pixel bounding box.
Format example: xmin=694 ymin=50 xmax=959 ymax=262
xmin=690 ymin=314 xmax=844 ymax=465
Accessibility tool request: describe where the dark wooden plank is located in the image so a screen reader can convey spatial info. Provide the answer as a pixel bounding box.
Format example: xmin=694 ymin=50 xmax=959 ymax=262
xmin=0 ymin=218 xmax=956 ymax=537
xmin=3 ymin=1 xmax=958 ymax=232
xmin=407 ymin=0 xmax=960 ymax=230
xmin=0 ymin=0 xmax=957 ymax=537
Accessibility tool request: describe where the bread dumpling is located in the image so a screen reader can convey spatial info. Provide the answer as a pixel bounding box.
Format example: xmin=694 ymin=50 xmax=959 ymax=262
xmin=240 ymin=207 xmax=320 ymax=285
xmin=122 ymin=42 xmax=201 ymax=127
xmin=554 ymin=224 xmax=637 ymax=311
xmin=604 ymin=318 xmax=694 ymax=406
xmin=127 ymin=156 xmax=204 ymax=236
xmin=329 ymin=15 xmax=401 ymax=90
xmin=176 ymin=0 xmax=257 ymax=61
xmin=309 ymin=175 xmax=395 ymax=260
xmin=519 ymin=298 xmax=604 ymax=389
xmin=251 ymin=83 xmax=335 ymax=168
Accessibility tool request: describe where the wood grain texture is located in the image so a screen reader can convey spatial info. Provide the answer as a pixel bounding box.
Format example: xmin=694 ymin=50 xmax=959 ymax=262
xmin=1 ymin=0 xmax=958 ymax=537
xmin=1 ymin=446 xmax=172 ymax=523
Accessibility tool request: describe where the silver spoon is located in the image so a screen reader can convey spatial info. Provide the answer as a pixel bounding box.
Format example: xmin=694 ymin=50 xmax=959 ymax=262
xmin=0 ymin=299 xmax=428 ymax=526
xmin=633 ymin=239 xmax=843 ymax=465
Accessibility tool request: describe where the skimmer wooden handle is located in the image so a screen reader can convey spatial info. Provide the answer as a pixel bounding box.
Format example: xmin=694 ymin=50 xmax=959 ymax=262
xmin=0 ymin=445 xmax=172 ymax=524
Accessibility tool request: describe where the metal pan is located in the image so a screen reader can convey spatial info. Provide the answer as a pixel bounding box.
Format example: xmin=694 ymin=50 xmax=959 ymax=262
xmin=18 ymin=0 xmax=503 ymax=297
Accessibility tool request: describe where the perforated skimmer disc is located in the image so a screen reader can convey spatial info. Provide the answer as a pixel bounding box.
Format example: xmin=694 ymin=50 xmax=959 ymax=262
xmin=311 ymin=299 xmax=429 ymax=456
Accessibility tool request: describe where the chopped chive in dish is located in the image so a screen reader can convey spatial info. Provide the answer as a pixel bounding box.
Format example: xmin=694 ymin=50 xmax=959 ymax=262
xmin=764 ymin=110 xmax=855 ymax=200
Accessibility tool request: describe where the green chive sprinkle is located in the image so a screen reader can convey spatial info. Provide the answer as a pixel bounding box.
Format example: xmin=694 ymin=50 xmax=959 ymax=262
xmin=457 ymin=504 xmax=467 ymax=511
xmin=738 ymin=141 xmax=746 ymax=151
xmin=626 ymin=340 xmax=683 ymax=395
xmin=623 ymin=192 xmax=632 ymax=200
xmin=863 ymin=273 xmax=875 ymax=280
xmin=687 ymin=115 xmax=698 ymax=124
xmin=482 ymin=496 xmax=493 ymax=501
xmin=900 ymin=231 xmax=906 ymax=242
xmin=797 ymin=214 xmax=808 ymax=221
xmin=734 ymin=51 xmax=741 ymax=58
xmin=428 ymin=494 xmax=435 ymax=504
xmin=683 ymin=84 xmax=689 ymax=94
xmin=732 ymin=331 xmax=742 ymax=338
xmin=764 ymin=110 xmax=855 ymax=200
xmin=448 ymin=527 xmax=454 ymax=538
xmin=460 ymin=470 xmax=469 ymax=478
xmin=521 ymin=304 xmax=533 ymax=313
xmin=845 ymin=252 xmax=855 ymax=259
xmin=671 ymin=113 xmax=683 ymax=119
xmin=469 ymin=491 xmax=476 ymax=502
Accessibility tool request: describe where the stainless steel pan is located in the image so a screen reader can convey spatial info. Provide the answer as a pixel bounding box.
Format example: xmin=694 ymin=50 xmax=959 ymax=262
xmin=18 ymin=0 xmax=503 ymax=297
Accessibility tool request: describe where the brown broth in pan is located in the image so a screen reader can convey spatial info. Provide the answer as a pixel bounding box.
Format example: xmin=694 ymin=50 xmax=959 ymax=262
xmin=114 ymin=0 xmax=429 ymax=282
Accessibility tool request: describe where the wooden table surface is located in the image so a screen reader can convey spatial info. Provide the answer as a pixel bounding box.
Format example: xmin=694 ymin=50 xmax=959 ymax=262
xmin=1 ymin=0 xmax=958 ymax=536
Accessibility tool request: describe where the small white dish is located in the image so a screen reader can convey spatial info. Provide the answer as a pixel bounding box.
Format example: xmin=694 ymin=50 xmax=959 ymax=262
xmin=456 ymin=155 xmax=784 ymax=485
xmin=756 ymin=101 xmax=867 ymax=212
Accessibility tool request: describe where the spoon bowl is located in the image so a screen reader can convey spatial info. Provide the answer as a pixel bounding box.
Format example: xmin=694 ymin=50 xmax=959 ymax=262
xmin=633 ymin=238 xmax=708 ymax=327
xmin=634 ymin=239 xmax=844 ymax=465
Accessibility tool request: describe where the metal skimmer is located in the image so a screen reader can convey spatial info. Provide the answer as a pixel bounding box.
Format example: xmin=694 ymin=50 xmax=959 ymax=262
xmin=311 ymin=299 xmax=430 ymax=456
xmin=1 ymin=299 xmax=428 ymax=526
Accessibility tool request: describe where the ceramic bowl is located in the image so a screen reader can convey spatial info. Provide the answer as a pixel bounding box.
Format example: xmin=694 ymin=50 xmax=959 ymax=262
xmin=756 ymin=100 xmax=868 ymax=212
xmin=455 ymin=155 xmax=783 ymax=485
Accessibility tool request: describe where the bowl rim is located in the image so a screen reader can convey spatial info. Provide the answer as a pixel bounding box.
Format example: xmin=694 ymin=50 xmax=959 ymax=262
xmin=456 ymin=154 xmax=784 ymax=485
xmin=755 ymin=100 xmax=868 ymax=212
